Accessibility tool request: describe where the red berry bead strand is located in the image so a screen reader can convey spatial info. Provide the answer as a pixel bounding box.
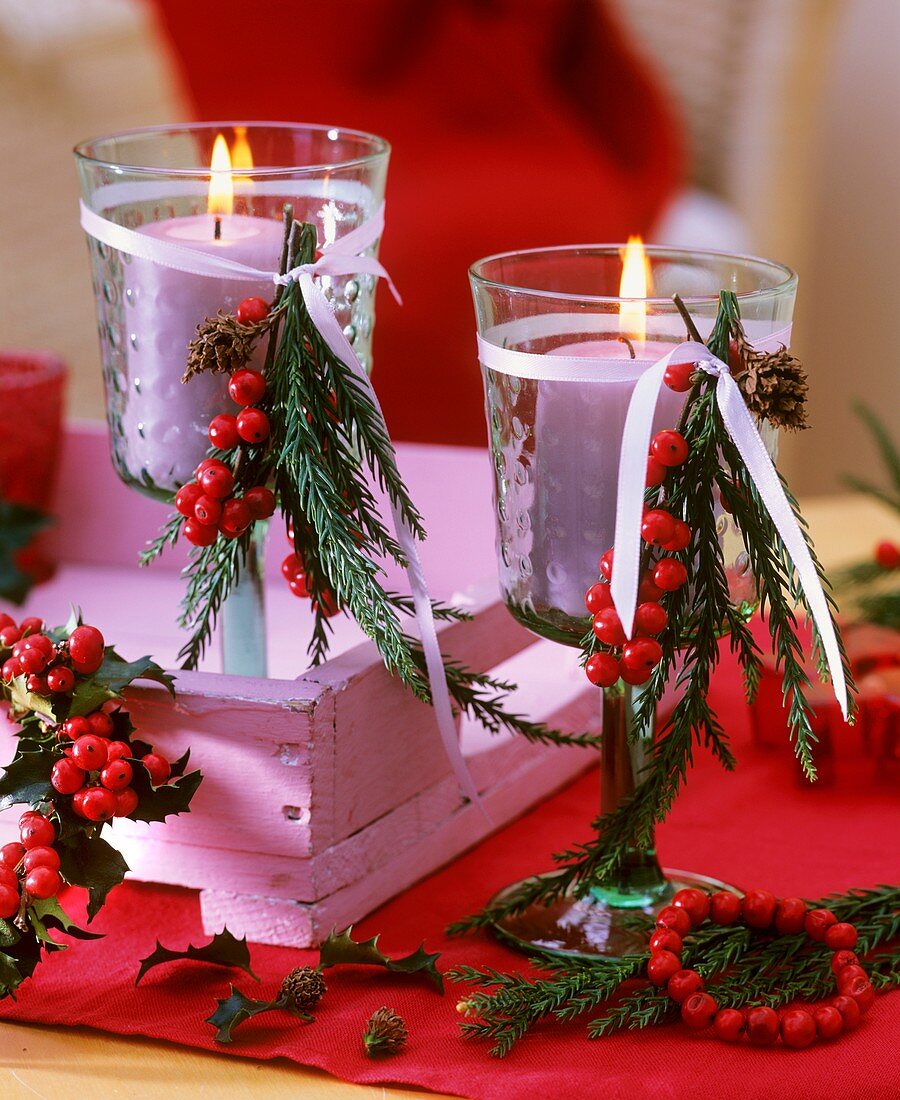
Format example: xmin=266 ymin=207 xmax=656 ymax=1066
xmin=646 ymin=888 xmax=877 ymax=1047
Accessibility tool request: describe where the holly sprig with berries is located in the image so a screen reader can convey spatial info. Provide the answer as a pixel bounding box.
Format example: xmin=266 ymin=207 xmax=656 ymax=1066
xmin=142 ymin=205 xmax=599 ymax=753
xmin=451 ymin=290 xmax=857 ymax=933
xmin=0 ymin=610 xmax=202 ymax=998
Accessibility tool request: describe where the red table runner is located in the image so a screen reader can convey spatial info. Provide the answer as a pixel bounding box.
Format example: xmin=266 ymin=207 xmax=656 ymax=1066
xmin=1 ymin=641 xmax=897 ymax=1099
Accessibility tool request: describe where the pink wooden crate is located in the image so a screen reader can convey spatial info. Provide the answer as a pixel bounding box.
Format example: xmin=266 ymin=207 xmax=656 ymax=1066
xmin=0 ymin=424 xmax=595 ymax=946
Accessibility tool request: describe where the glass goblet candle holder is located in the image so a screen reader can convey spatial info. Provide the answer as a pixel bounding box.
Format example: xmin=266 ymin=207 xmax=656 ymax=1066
xmin=471 ymin=244 xmax=797 ymax=957
xmin=74 ymin=123 xmax=390 ymax=675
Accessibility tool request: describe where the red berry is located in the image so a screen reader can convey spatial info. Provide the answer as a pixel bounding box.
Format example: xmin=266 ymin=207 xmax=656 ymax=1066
xmin=0 ymin=626 xmax=21 ymax=647
xmin=18 ymin=648 xmax=47 ymax=675
xmin=664 ymin=360 xmax=694 ymax=392
xmin=80 ymin=787 xmax=117 ymax=823
xmin=19 ymin=617 xmax=44 ymax=636
xmin=236 ymin=407 xmax=270 ymax=445
xmin=842 ymin=976 xmax=875 ymax=1015
xmin=174 ymin=482 xmax=203 ymax=517
xmin=804 ymin=908 xmax=837 ymax=942
xmin=647 ymin=950 xmax=681 ymax=986
xmin=638 ymin=572 xmax=664 ymax=603
xmin=51 ymin=758 xmax=86 ymax=794
xmin=874 ymin=540 xmax=900 ymax=570
xmin=313 ymin=591 xmax=341 ymax=618
xmin=88 ymin=711 xmax=114 ymax=738
xmin=1 ymin=658 xmax=18 ymax=682
xmin=781 ymin=1008 xmax=816 ymax=1049
xmin=0 ymin=613 xmax=14 ymax=631
xmin=23 ymin=846 xmax=60 ymax=872
xmin=183 ymin=518 xmax=218 ymax=547
xmin=619 ymin=664 xmax=651 ymax=685
xmin=650 ymin=430 xmax=689 ymax=467
xmin=236 ymin=297 xmax=270 ymax=325
xmin=219 ymin=497 xmax=253 ymax=538
xmin=281 ymin=552 xmax=305 ymax=581
xmin=100 ymin=760 xmax=133 ymax=791
xmin=72 ymin=789 xmax=89 ymax=818
xmin=24 ymin=866 xmax=61 ymax=900
xmin=714 ymin=1008 xmax=746 ymax=1042
xmin=653 ymin=558 xmax=688 ymax=591
xmin=71 ymin=734 xmax=109 ymax=770
xmin=681 ymin=992 xmax=718 ymax=1030
xmin=621 ymin=637 xmax=663 ymax=674
xmin=641 ymin=509 xmax=676 ymax=547
xmin=114 ymin=787 xmax=139 ymax=817
xmin=598 ymin=549 xmax=614 ymax=579
xmin=645 ymin=456 xmax=668 ymax=488
xmin=228 ymin=368 xmax=267 ymax=406
xmin=742 ymin=888 xmax=777 ymax=929
xmin=672 ymin=888 xmax=710 ymax=927
xmin=193 ymin=494 xmax=222 ymax=528
xmin=289 ymin=574 xmax=311 ymax=598
xmin=141 ymin=753 xmax=171 ymax=786
xmin=24 ymin=634 xmax=54 ymax=658
xmin=813 ymin=1005 xmax=843 ymax=1039
xmin=0 ymin=885 xmax=19 ymax=918
xmin=0 ymin=865 xmax=16 ymax=889
xmin=585 ymin=652 xmax=620 ymax=688
xmin=68 ymin=625 xmax=105 ymax=675
xmin=61 ymin=716 xmax=90 ymax=741
xmin=830 ymin=950 xmax=860 ymax=976
xmin=629 ymin=602 xmax=664 ymax=638
xmin=585 ymin=582 xmax=613 ymax=614
xmin=837 ymin=964 xmax=868 ymax=989
xmin=592 ymin=608 xmax=626 ymax=647
xmin=656 ymin=905 xmax=692 ymax=938
xmin=824 ymin=922 xmax=858 ymax=950
xmin=197 ymin=462 xmax=234 ymax=500
xmin=20 ymin=815 xmax=55 ymax=849
xmin=774 ymin=896 xmax=808 ymax=935
xmin=26 ymin=674 xmax=48 ymax=694
xmin=661 ymin=520 xmax=691 ymax=553
xmin=208 ymin=413 xmax=240 ymax=449
xmin=667 ymin=969 xmax=703 ymax=1004
xmin=831 ymin=995 xmax=861 ymax=1030
xmin=245 ymin=485 xmax=276 ymax=519
xmin=649 ymin=928 xmax=683 ymax=955
xmin=0 ymin=842 xmax=25 ymax=869
xmin=46 ymin=666 xmax=75 ymax=694
xmin=106 ymin=741 xmax=131 ymax=763
xmin=745 ymin=1005 xmax=779 ymax=1045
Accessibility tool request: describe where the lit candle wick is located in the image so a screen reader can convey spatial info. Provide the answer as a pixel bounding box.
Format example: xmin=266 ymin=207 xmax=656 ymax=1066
xmin=214 ymin=216 xmax=222 ymax=241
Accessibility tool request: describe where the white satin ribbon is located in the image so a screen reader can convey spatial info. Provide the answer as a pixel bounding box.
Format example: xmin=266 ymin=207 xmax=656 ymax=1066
xmin=608 ymin=340 xmax=848 ymax=719
xmin=80 ymin=201 xmax=484 ymax=808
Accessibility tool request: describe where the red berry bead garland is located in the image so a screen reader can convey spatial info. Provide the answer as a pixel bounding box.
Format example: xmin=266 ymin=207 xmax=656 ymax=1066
xmin=874 ymin=540 xmax=900 ymax=570
xmin=235 ymin=296 xmax=270 ymax=326
xmin=645 ymin=887 xmax=877 ymax=1048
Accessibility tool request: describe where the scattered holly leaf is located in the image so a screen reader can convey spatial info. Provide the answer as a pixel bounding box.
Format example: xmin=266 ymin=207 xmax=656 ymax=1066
xmin=0 ymin=499 xmax=50 ymax=605
xmin=6 ymin=674 xmax=56 ymax=722
xmin=69 ymin=652 xmax=175 ymax=717
xmin=168 ymin=748 xmax=191 ymax=779
xmin=318 ymin=927 xmax=443 ymax=992
xmin=57 ymin=833 xmax=129 ymax=922
xmin=125 ymin=761 xmax=203 ymax=824
xmin=29 ymin=896 xmax=104 ymax=941
xmin=205 ymin=986 xmax=309 ymax=1044
xmin=136 ymin=928 xmax=258 ymax=985
xmin=0 ymin=746 xmax=53 ymax=811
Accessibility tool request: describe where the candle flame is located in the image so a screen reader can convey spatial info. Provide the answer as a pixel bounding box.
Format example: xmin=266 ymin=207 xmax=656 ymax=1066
xmin=232 ymin=126 xmax=254 ymax=171
xmin=618 ymin=236 xmax=651 ymax=342
xmin=207 ymin=133 xmax=234 ymax=218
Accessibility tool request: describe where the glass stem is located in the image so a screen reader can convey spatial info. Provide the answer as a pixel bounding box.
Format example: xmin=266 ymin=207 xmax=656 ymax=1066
xmin=590 ymin=683 xmax=668 ymax=906
xmin=221 ymin=522 xmax=268 ymax=677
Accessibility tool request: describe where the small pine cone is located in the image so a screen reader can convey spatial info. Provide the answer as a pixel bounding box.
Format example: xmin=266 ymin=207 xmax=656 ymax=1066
xmin=182 ymin=311 xmax=269 ymax=383
xmin=280 ymin=966 xmax=326 ymax=1013
xmin=736 ymin=345 xmax=809 ymax=431
xmin=362 ymin=1006 xmax=408 ymax=1057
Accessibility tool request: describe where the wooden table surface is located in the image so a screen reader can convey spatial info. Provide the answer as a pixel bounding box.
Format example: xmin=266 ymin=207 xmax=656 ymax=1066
xmin=1 ymin=493 xmax=896 ymax=1099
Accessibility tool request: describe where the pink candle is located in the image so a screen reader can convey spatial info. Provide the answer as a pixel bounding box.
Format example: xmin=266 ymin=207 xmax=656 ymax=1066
xmin=119 ymin=213 xmax=283 ymax=494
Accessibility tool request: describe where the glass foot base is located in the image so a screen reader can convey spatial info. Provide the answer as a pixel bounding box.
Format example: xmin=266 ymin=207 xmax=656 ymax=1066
xmin=488 ymin=869 xmax=740 ymax=960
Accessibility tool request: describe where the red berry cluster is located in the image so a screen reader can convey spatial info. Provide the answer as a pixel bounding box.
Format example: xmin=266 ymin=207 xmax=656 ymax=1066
xmin=51 ymin=710 xmax=172 ymax=822
xmin=584 ymin=429 xmax=691 ymax=688
xmin=649 ymin=887 xmax=875 ymax=1047
xmin=874 ymin=540 xmax=900 ymax=571
xmin=280 ymin=523 xmax=340 ymax=616
xmin=0 ymin=812 xmax=63 ymax=917
xmin=1 ymin=617 xmax=103 ymax=694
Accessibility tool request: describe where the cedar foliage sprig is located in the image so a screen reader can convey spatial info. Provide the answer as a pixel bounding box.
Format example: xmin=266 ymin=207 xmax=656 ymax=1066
xmin=141 ymin=206 xmax=590 ymax=750
xmin=450 ymin=885 xmax=899 ymax=1056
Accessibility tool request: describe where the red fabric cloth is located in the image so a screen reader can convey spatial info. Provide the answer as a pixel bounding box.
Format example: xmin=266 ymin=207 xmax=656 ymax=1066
xmin=1 ymin=636 xmax=897 ymax=1098
xmin=148 ymin=0 xmax=683 ymax=446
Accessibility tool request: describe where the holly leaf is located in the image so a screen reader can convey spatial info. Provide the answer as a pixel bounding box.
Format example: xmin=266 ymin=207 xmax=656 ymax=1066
xmin=136 ymin=928 xmax=258 ymax=985
xmin=57 ymin=833 xmax=129 ymax=922
xmin=205 ymin=986 xmax=289 ymax=1044
xmin=125 ymin=760 xmax=203 ymax=823
xmin=69 ymin=652 xmax=175 ymax=717
xmin=29 ymin=896 xmax=104 ymax=941
xmin=318 ymin=927 xmax=443 ymax=992
xmin=6 ymin=674 xmax=56 ymax=722
xmin=0 ymin=746 xmax=53 ymax=811
xmin=0 ymin=499 xmax=50 ymax=605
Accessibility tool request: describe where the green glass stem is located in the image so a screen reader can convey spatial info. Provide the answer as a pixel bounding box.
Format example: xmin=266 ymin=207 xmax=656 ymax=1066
xmin=221 ymin=522 xmax=268 ymax=677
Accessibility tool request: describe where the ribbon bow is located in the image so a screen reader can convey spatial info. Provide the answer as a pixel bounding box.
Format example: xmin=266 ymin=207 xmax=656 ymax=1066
xmin=79 ymin=199 xmax=482 ymax=808
xmin=609 ymin=340 xmax=849 ymax=719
